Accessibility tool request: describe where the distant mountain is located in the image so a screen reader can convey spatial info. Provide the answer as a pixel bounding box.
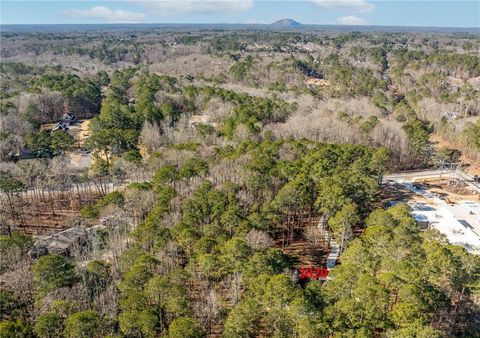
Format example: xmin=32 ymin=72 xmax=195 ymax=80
xmin=270 ymin=19 xmax=303 ymax=29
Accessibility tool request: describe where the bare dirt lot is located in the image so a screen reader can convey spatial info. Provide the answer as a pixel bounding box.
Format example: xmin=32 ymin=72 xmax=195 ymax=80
xmin=430 ymin=133 xmax=480 ymax=176
xmin=383 ymin=179 xmax=479 ymax=205
xmin=69 ymin=119 xmax=91 ymax=147
xmin=67 ymin=119 xmax=92 ymax=169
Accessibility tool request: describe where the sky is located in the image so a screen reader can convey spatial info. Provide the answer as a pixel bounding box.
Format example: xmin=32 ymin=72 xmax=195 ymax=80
xmin=1 ymin=0 xmax=479 ymax=27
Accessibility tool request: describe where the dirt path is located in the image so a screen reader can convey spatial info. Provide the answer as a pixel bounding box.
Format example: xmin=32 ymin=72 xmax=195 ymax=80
xmin=67 ymin=119 xmax=92 ymax=168
xmin=69 ymin=119 xmax=91 ymax=147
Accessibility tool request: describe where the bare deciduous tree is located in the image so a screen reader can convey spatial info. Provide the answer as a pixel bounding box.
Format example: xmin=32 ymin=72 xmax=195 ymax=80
xmin=245 ymin=229 xmax=274 ymax=250
xmin=304 ymin=225 xmax=325 ymax=248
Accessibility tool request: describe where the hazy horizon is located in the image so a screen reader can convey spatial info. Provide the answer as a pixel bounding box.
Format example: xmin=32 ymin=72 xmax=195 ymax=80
xmin=1 ymin=21 xmax=479 ymax=35
xmin=1 ymin=1 xmax=479 ymax=28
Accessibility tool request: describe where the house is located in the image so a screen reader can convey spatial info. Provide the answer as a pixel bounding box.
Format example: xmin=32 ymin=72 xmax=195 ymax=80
xmin=50 ymin=113 xmax=77 ymax=133
xmin=413 ymin=214 xmax=430 ymax=230
xmin=442 ymin=111 xmax=459 ymax=121
xmin=28 ymin=226 xmax=88 ymax=259
xmin=7 ymin=149 xmax=36 ymax=161
xmin=51 ymin=121 xmax=68 ymax=132
xmin=60 ymin=112 xmax=77 ymax=126
xmin=28 ymin=223 xmax=115 ymax=259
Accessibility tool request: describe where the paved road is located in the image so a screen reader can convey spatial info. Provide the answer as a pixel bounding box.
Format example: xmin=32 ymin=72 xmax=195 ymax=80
xmin=3 ymin=168 xmax=478 ymax=201
xmin=458 ymin=171 xmax=480 ymax=194
xmin=384 ymin=169 xmax=454 ymax=182
xmin=0 ymin=181 xmax=129 ymax=201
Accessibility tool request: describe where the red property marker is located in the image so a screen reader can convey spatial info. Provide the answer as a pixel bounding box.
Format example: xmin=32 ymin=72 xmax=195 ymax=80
xmin=298 ymin=267 xmax=329 ymax=280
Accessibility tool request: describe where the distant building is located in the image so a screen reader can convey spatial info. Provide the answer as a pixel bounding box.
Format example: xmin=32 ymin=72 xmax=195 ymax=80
xmin=7 ymin=149 xmax=36 ymax=161
xmin=442 ymin=111 xmax=459 ymax=121
xmin=414 ymin=216 xmax=430 ymax=230
xmin=50 ymin=113 xmax=76 ymax=133
xmin=51 ymin=121 xmax=68 ymax=132
xmin=60 ymin=112 xmax=77 ymax=125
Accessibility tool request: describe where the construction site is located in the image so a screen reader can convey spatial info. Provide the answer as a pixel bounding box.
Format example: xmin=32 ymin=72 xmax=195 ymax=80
xmin=383 ymin=167 xmax=480 ymax=255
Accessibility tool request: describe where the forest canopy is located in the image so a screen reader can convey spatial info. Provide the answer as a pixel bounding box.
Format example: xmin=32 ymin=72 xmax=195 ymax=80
xmin=0 ymin=26 xmax=479 ymax=338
